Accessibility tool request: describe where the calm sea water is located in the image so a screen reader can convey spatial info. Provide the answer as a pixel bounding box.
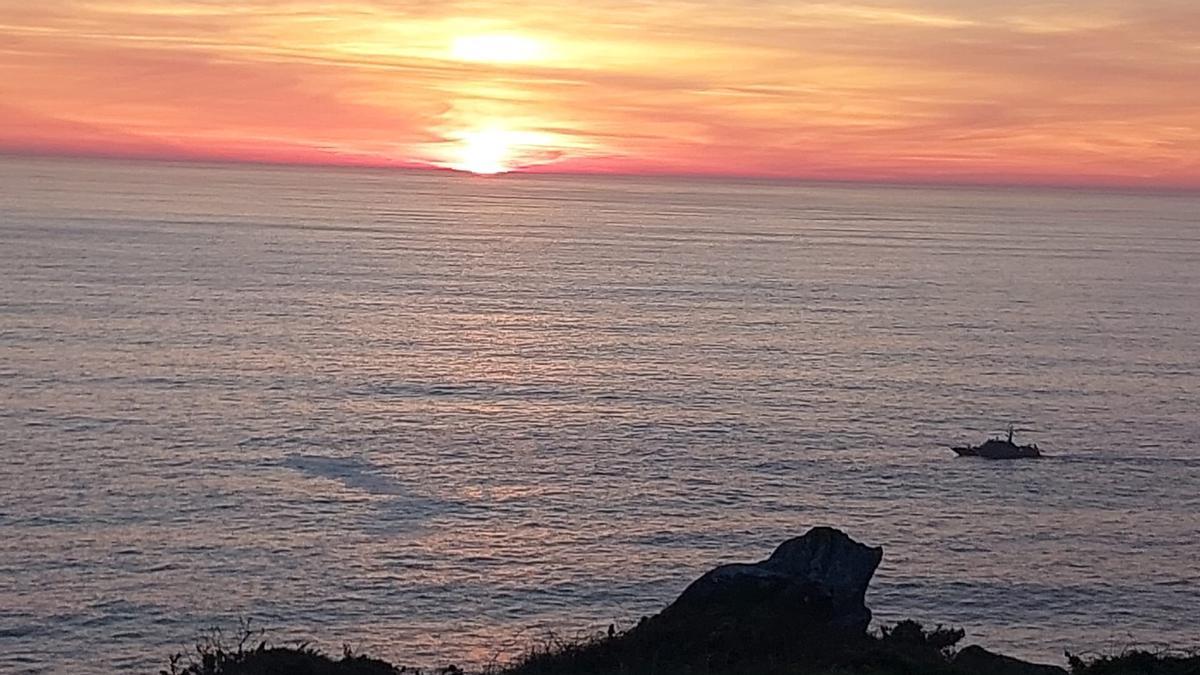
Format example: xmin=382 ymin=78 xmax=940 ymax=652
xmin=1 ymin=156 xmax=1198 ymax=673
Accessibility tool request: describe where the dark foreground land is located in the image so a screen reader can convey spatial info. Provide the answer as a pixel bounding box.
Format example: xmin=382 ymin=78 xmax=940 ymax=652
xmin=163 ymin=529 xmax=1198 ymax=675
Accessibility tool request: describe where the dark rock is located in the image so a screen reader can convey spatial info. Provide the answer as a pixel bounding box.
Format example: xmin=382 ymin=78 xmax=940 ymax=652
xmin=955 ymin=645 xmax=1068 ymax=675
xmin=656 ymin=526 xmax=883 ymax=635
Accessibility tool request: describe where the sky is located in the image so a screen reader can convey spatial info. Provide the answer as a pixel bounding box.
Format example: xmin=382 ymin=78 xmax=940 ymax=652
xmin=2 ymin=0 xmax=1199 ymax=186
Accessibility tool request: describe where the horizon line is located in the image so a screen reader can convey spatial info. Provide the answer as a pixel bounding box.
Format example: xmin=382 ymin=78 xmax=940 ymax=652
xmin=4 ymin=147 xmax=1199 ymax=196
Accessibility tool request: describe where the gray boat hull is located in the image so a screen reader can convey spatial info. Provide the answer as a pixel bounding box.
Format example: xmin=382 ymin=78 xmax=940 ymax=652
xmin=951 ymin=438 xmax=1041 ymax=459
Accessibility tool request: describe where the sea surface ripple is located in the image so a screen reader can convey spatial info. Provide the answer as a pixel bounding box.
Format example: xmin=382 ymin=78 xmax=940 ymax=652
xmin=1 ymin=157 xmax=1198 ymax=673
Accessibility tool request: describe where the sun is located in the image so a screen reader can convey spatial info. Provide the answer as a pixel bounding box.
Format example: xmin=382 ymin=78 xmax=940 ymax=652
xmin=452 ymin=128 xmax=521 ymax=175
xmin=450 ymin=34 xmax=546 ymax=65
xmin=440 ymin=126 xmax=567 ymax=175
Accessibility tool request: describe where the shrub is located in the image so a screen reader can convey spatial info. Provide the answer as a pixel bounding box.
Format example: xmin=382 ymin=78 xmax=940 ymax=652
xmin=1067 ymin=649 xmax=1200 ymax=675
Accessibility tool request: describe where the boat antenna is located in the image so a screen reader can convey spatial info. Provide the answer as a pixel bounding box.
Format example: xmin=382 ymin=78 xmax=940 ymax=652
xmin=1007 ymin=423 xmax=1014 ymax=444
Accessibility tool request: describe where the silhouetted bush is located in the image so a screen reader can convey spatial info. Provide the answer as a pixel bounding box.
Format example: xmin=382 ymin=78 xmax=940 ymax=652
xmin=878 ymin=620 xmax=965 ymax=655
xmin=166 ymin=620 xmax=1200 ymax=675
xmin=161 ymin=620 xmax=416 ymax=675
xmin=1067 ymin=649 xmax=1200 ymax=675
xmin=494 ymin=619 xmax=971 ymax=675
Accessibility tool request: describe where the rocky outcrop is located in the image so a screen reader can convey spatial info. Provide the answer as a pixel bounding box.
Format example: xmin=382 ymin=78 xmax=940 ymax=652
xmin=653 ymin=526 xmax=883 ymax=636
xmin=954 ymin=645 xmax=1068 ymax=675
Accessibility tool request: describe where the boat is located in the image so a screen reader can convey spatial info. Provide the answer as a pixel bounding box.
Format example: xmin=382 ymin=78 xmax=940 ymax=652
xmin=951 ymin=425 xmax=1041 ymax=459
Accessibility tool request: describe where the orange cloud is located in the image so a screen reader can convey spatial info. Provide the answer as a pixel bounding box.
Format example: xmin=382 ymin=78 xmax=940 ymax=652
xmin=1 ymin=0 xmax=1197 ymax=186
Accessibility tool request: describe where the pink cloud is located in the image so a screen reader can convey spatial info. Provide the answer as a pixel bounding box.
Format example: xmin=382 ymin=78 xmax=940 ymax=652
xmin=1 ymin=0 xmax=1197 ymax=186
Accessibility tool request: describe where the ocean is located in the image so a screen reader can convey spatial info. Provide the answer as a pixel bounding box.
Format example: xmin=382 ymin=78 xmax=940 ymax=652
xmin=1 ymin=155 xmax=1197 ymax=673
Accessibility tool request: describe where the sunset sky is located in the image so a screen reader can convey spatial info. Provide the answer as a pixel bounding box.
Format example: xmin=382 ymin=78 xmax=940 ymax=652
xmin=2 ymin=0 xmax=1198 ymax=186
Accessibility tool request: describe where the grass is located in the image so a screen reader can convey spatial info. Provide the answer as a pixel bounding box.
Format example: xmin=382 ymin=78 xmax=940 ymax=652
xmin=501 ymin=618 xmax=969 ymax=675
xmin=1066 ymin=650 xmax=1200 ymax=675
xmin=162 ymin=617 xmax=1200 ymax=674
xmin=161 ymin=620 xmax=418 ymax=675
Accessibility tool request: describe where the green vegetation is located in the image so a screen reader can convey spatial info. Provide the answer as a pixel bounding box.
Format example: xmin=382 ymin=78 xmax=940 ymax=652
xmin=161 ymin=621 xmax=414 ymax=675
xmin=161 ymin=619 xmax=1200 ymax=675
xmin=1066 ymin=650 xmax=1200 ymax=675
xmin=504 ymin=617 xmax=966 ymax=675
